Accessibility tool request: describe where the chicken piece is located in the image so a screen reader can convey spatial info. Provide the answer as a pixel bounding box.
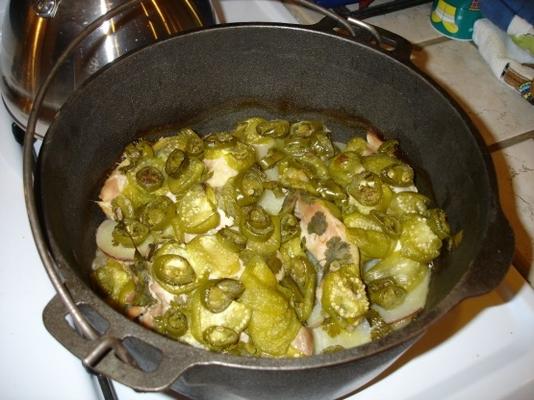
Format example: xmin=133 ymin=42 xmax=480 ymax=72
xmin=294 ymin=196 xmax=359 ymax=269
xmin=135 ymin=279 xmax=175 ymax=329
xmin=364 ymin=131 xmax=384 ymax=155
xmin=98 ymin=169 xmax=127 ymax=219
xmin=291 ymin=326 xmax=314 ymax=356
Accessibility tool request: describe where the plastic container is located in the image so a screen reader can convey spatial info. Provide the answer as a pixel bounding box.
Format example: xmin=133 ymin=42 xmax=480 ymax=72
xmin=431 ymin=0 xmax=483 ymax=40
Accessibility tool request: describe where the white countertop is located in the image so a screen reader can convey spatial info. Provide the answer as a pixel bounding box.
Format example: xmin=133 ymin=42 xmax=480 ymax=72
xmin=1 ymin=1 xmax=533 ymax=399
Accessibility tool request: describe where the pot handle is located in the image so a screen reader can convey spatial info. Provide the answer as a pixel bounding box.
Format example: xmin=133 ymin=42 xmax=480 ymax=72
xmin=311 ymin=16 xmax=413 ymax=63
xmin=43 ymin=293 xmax=209 ymax=392
xmin=455 ymin=207 xmax=514 ymax=300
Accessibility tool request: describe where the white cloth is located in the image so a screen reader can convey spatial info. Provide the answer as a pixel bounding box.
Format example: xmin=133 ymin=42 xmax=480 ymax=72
xmin=473 ymin=18 xmax=534 ymax=104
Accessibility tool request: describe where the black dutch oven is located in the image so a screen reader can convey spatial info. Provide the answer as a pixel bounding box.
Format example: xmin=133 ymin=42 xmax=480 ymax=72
xmin=30 ymin=7 xmax=513 ymax=400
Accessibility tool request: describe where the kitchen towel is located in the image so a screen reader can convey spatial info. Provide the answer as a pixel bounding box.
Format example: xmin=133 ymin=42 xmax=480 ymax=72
xmin=473 ymin=17 xmax=534 ymax=105
xmin=480 ymin=0 xmax=533 ymax=54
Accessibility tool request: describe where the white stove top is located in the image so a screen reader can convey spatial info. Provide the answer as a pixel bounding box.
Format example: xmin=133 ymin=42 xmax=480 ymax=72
xmin=1 ymin=1 xmax=533 ymax=399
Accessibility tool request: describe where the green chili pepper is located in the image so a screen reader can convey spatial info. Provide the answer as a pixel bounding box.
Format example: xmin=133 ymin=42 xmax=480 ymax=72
xmin=286 ymin=256 xmax=316 ymax=323
xmin=345 ymin=137 xmax=368 ymax=155
xmin=246 ymin=215 xmax=281 ymax=256
xmin=348 ymin=171 xmax=383 ymax=206
xmin=310 ymin=132 xmax=335 ymax=160
xmin=397 ymin=215 xmax=442 ymax=263
xmin=205 ymin=142 xmax=256 ymax=173
xmin=256 ymin=119 xmax=290 ymax=138
xmin=241 ymin=206 xmax=275 ymax=241
xmin=346 ymin=227 xmax=394 ymax=259
xmin=183 ymin=129 xmax=205 ymax=156
xmin=425 ymin=208 xmax=451 ymax=240
xmin=153 ymin=128 xmax=204 ymax=159
xmin=290 ymin=120 xmax=325 ymax=137
xmin=278 ymin=159 xmax=317 ymax=195
xmin=153 ymin=254 xmax=196 ymax=286
xmin=112 ymin=219 xmax=150 ymax=247
xmin=321 ymin=345 xmax=345 ymax=354
xmin=280 ymin=213 xmax=300 ymax=243
xmin=235 ymin=167 xmax=265 ymax=206
xmin=176 ymin=184 xmax=220 ymax=234
xmin=295 ymin=152 xmax=329 ymax=181
xmin=234 ymin=117 xmax=267 ymax=144
xmin=165 ymin=149 xmax=185 ymax=178
xmin=203 ymin=325 xmax=240 ymax=350
xmin=321 ymin=265 xmax=369 ymax=330
xmin=283 ymin=136 xmax=311 ymax=158
xmin=111 ymin=195 xmax=135 ymax=220
xmin=259 ymin=148 xmax=285 ymax=170
xmin=140 ymin=195 xmax=175 ymax=231
xmin=121 ymin=139 xmax=154 ymax=172
xmin=387 ymin=192 xmax=430 ymax=216
xmin=366 ymin=309 xmax=393 ymax=340
xmin=364 ymin=253 xmax=428 ymax=292
xmin=136 ymin=166 xmax=164 ymax=192
xmin=155 ymin=308 xmax=188 ymax=339
xmin=362 ymin=154 xmax=398 ymax=175
xmin=317 ymin=179 xmax=347 ymax=203
xmin=367 ymin=277 xmax=407 ymax=309
xmin=343 ymin=210 xmax=383 ymax=232
xmin=377 ymin=139 xmax=400 ymax=156
xmin=93 ymin=259 xmax=136 ymax=306
xmin=205 ymin=131 xmax=237 ymax=149
xmin=219 ymin=227 xmax=247 ymax=249
xmin=328 ymin=151 xmax=364 ymax=186
xmin=370 ymin=210 xmax=402 ymax=238
xmin=381 ymin=163 xmax=414 ymax=187
xmin=202 ymin=279 xmax=245 ymax=313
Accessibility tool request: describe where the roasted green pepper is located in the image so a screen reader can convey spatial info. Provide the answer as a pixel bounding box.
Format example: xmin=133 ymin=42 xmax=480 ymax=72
xmin=321 ymin=265 xmax=369 ymax=330
xmin=234 ymin=117 xmax=267 ymax=144
xmin=154 ymin=307 xmax=188 ymax=340
xmin=112 ymin=219 xmax=150 ymax=247
xmin=241 ymin=206 xmax=275 ymax=241
xmin=152 ymin=254 xmax=198 ymax=294
xmin=364 ymin=253 xmax=428 ymax=292
xmin=387 ymin=192 xmax=430 ymax=216
xmin=345 ymin=136 xmax=368 ymax=155
xmin=187 ymin=233 xmax=242 ymax=278
xmin=256 ymin=119 xmax=290 ymax=138
xmin=234 ymin=167 xmax=265 ymax=206
xmin=167 ymin=157 xmax=205 ymax=195
xmin=136 ymin=165 xmax=164 ymax=192
xmin=202 ymin=279 xmax=245 ymax=313
xmin=120 ymin=139 xmax=154 ymax=172
xmin=282 ymin=256 xmax=316 ymax=323
xmin=381 ymin=163 xmax=414 ymax=187
xmin=367 ymin=277 xmax=407 ymax=309
xmin=290 ymin=120 xmax=325 ymax=138
xmin=328 ymin=151 xmax=364 ymax=186
xmin=348 ymin=171 xmax=383 ymax=207
xmin=176 ymin=184 xmax=220 ymax=234
xmin=397 ymin=214 xmax=442 ymax=263
xmin=245 ymin=214 xmax=281 ymax=256
xmin=240 ymin=256 xmax=301 ymax=356
xmin=140 ymin=195 xmax=175 ymax=231
xmin=93 ymin=259 xmax=136 ymax=306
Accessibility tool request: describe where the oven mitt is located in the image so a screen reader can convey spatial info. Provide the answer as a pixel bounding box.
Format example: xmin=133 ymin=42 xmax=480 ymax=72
xmin=472 ymin=18 xmax=534 ymax=105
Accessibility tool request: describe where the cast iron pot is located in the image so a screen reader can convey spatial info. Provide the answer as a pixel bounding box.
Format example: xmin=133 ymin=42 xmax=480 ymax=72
xmin=36 ymin=21 xmax=514 ymax=400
